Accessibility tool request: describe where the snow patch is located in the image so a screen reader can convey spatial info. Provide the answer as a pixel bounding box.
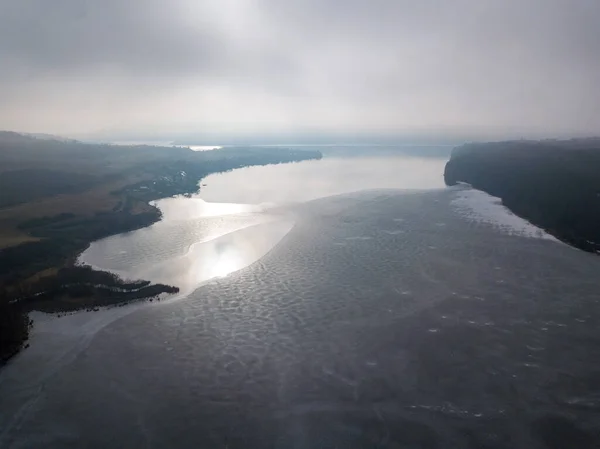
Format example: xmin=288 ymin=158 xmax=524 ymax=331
xmin=451 ymin=188 xmax=559 ymax=242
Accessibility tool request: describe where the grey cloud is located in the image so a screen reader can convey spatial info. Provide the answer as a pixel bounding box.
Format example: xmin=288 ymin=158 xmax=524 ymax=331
xmin=0 ymin=0 xmax=227 ymax=75
xmin=260 ymin=0 xmax=600 ymax=132
xmin=0 ymin=0 xmax=301 ymax=89
xmin=0 ymin=0 xmax=599 ymax=137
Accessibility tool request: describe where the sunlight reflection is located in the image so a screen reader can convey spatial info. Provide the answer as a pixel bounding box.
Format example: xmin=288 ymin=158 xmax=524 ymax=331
xmin=154 ymin=198 xmax=259 ymax=219
xmin=209 ymin=246 xmax=245 ymax=278
xmin=128 ymin=219 xmax=294 ymax=295
xmin=189 ymin=145 xmax=222 ymax=151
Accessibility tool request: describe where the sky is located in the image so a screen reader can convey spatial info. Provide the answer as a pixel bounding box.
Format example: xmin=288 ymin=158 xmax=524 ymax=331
xmin=0 ymin=0 xmax=599 ymax=141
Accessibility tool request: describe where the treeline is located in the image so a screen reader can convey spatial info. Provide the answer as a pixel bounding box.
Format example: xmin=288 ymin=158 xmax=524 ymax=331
xmin=0 ymin=299 xmax=31 ymax=365
xmin=21 ymin=266 xmax=178 ymax=313
xmin=444 ymin=139 xmax=600 ymax=253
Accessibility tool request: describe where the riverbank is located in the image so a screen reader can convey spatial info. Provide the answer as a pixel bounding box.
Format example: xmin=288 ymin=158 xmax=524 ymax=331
xmin=0 ymin=135 xmax=322 ymax=365
xmin=0 ymin=265 xmax=178 ymax=364
xmin=444 ymin=138 xmax=600 ymax=253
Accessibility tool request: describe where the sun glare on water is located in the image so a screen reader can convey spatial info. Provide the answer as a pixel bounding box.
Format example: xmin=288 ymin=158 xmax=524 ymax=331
xmin=209 ymin=247 xmax=245 ymax=278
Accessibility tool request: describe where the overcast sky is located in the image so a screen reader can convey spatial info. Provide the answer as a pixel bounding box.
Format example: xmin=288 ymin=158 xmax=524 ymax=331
xmin=0 ymin=0 xmax=599 ymax=140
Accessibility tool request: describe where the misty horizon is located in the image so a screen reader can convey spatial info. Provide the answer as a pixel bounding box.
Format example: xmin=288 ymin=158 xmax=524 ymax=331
xmin=7 ymin=129 xmax=600 ymax=148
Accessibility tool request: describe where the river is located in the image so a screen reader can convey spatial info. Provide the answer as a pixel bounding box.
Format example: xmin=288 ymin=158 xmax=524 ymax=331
xmin=1 ymin=148 xmax=599 ymax=448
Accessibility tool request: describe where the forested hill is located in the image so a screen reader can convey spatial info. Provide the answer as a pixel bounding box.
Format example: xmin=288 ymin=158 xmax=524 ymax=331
xmin=0 ymin=131 xmax=321 ymax=263
xmin=0 ymin=132 xmax=321 ymax=209
xmin=444 ymin=139 xmax=600 ymax=253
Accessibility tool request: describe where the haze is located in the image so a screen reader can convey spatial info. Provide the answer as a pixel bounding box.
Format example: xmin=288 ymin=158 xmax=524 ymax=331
xmin=1 ymin=0 xmax=599 ymax=141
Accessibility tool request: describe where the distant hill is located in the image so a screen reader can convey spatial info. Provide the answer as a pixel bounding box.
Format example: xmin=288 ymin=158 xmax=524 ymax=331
xmin=22 ymin=132 xmax=79 ymax=143
xmin=444 ymin=139 xmax=600 ymax=253
xmin=0 ymin=131 xmax=78 ymax=143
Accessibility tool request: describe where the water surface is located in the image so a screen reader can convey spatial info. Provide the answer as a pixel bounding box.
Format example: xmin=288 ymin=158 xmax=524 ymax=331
xmin=80 ymin=155 xmax=446 ymax=293
xmin=2 ymin=153 xmax=599 ymax=448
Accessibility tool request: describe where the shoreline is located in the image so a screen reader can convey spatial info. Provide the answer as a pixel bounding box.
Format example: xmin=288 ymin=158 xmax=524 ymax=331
xmin=444 ymin=140 xmax=600 ymax=255
xmin=0 ymin=148 xmax=322 ymax=366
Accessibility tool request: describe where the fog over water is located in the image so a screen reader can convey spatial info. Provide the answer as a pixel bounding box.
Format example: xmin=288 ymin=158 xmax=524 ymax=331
xmin=2 ymin=152 xmax=600 ymax=448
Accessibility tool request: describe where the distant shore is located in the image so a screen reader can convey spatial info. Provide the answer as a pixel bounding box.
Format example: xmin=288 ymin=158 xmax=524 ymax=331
xmin=0 ymin=139 xmax=322 ymax=366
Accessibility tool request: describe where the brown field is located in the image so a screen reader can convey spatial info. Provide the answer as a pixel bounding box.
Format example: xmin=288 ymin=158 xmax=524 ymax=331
xmin=0 ymin=228 xmax=39 ymax=249
xmin=0 ymin=173 xmax=152 ymax=248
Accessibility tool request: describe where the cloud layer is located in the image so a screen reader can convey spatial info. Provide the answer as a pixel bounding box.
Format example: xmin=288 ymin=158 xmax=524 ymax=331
xmin=1 ymin=0 xmax=599 ymax=139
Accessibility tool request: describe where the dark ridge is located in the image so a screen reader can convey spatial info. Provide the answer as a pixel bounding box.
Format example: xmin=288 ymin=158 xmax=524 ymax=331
xmin=444 ymin=139 xmax=600 ymax=253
